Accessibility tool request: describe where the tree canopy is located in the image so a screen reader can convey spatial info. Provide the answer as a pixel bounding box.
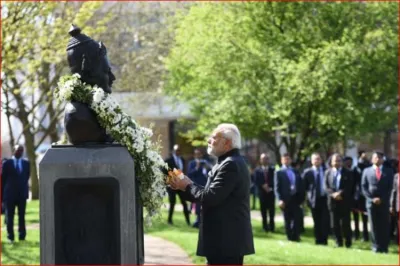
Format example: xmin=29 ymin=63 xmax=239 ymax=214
xmin=165 ymin=2 xmax=398 ymax=161
xmin=1 ymin=2 xmax=112 ymax=198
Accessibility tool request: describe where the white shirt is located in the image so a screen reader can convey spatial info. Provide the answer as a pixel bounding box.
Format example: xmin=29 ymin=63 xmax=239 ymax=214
xmin=12 ymin=156 xmax=23 ymax=172
xmin=312 ymin=165 xmax=326 ymax=195
xmin=332 ymin=167 xmax=342 ymax=189
xmin=372 ymin=164 xmax=383 ymax=172
xmin=172 ymin=153 xmax=183 ymax=170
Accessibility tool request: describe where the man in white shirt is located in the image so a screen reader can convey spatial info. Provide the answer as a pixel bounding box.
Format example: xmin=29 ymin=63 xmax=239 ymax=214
xmin=302 ymin=153 xmax=329 ymax=245
xmin=165 ymin=144 xmax=190 ymax=225
xmin=362 ymin=151 xmax=394 ymax=253
xmin=325 ymin=153 xmax=353 ymax=248
xmin=2 ymin=145 xmax=30 ymax=243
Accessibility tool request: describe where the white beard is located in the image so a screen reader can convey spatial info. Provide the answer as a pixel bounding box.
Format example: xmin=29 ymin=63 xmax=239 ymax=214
xmin=207 ymin=146 xmax=215 ymax=156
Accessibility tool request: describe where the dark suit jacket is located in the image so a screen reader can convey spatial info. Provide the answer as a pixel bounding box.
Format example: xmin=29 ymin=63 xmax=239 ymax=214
xmin=274 ymin=167 xmax=305 ymax=205
xmin=302 ymin=167 xmax=326 ymax=208
xmin=2 ymin=158 xmax=30 ymax=202
xmin=188 ymin=159 xmax=208 ymax=186
xmin=325 ymin=167 xmax=353 ymax=211
xmin=253 ymin=166 xmax=275 ymax=197
xmin=362 ymin=166 xmax=394 ymax=208
xmin=165 ymin=154 xmax=185 ymax=173
xmin=390 ymin=173 xmax=399 ymax=212
xmin=183 ymin=149 xmax=255 ymax=257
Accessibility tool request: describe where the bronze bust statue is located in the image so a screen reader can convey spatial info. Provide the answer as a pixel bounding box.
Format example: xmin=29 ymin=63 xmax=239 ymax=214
xmin=64 ymin=25 xmax=115 ymax=144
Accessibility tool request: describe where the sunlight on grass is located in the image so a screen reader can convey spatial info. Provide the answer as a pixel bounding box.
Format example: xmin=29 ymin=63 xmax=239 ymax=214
xmin=1 ymin=200 xmax=398 ymax=265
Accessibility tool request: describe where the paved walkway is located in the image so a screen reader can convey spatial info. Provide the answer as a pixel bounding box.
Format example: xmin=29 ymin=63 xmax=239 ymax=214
xmin=144 ymin=235 xmax=192 ymax=265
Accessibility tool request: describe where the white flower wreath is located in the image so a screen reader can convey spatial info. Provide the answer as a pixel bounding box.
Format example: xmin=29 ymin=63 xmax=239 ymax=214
xmin=55 ymin=73 xmax=168 ymax=225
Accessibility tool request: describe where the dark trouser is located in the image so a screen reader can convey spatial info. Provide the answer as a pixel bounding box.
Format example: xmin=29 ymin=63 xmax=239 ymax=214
xmin=331 ymin=207 xmax=352 ymax=247
xmin=283 ymin=200 xmax=301 ymax=241
xmin=192 ymin=202 xmax=201 ymax=226
xmin=259 ymin=192 xmax=275 ymax=232
xmin=352 ymin=210 xmax=369 ymax=241
xmin=390 ymin=212 xmax=397 ymax=241
xmin=300 ymin=206 xmax=305 ymax=233
xmin=207 ymin=255 xmax=244 ymax=265
xmin=167 ymin=187 xmax=190 ymax=225
xmin=368 ymin=205 xmax=390 ymax=253
xmin=393 ymin=212 xmax=399 ymax=245
xmin=6 ymin=199 xmax=27 ymax=241
xmin=251 ymin=187 xmax=257 ymax=210
xmin=311 ymin=196 xmax=329 ymax=245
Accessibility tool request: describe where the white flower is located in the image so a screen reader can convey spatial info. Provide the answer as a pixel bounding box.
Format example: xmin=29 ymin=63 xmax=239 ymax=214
xmin=141 ymin=127 xmax=153 ymax=138
xmin=57 ymin=73 xmax=168 ymax=224
xmin=113 ymin=113 xmax=122 ymax=124
xmin=93 ymin=87 xmax=105 ymax=103
xmin=72 ymin=73 xmax=81 ymax=79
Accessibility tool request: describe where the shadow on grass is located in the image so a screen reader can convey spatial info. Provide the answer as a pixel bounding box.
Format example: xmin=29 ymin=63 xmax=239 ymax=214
xmin=150 ymin=212 xmax=399 ymax=256
xmin=251 ymin=222 xmax=399 ymax=254
xmin=1 ymin=240 xmax=40 ymax=264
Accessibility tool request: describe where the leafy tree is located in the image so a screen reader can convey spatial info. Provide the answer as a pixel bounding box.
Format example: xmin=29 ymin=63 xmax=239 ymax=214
xmin=165 ymin=2 xmax=398 ymax=162
xmin=1 ymin=2 xmax=112 ymax=199
xmin=97 ymin=2 xmax=192 ymax=93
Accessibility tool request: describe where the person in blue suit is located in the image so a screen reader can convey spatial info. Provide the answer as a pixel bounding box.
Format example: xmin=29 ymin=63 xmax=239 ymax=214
xmin=2 ymin=145 xmax=30 ymax=243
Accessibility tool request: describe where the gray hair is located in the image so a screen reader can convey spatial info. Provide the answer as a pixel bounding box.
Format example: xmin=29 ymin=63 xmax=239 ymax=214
xmin=216 ymin=123 xmax=241 ymax=149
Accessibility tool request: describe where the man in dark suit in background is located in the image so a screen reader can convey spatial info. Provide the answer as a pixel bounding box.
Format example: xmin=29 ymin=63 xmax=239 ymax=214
xmin=352 ymin=154 xmax=370 ymax=242
xmin=275 ymin=153 xmax=305 ymax=242
xmin=187 ymin=148 xmax=211 ymax=228
xmin=169 ymin=123 xmax=255 ymax=265
xmin=390 ymin=173 xmax=399 ymax=245
xmin=2 ymin=145 xmax=30 ymax=243
xmin=325 ymin=153 xmax=353 ymax=248
xmin=303 ymin=152 xmax=329 ymax=245
xmin=1 ymin=157 xmax=8 ymax=216
xmin=362 ymin=151 xmax=394 ymax=253
xmin=253 ymin=153 xmax=275 ymax=232
xmin=165 ymin=144 xmax=191 ymax=225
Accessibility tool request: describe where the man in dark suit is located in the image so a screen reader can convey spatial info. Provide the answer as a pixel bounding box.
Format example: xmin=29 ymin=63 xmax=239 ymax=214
xmin=170 ymin=124 xmax=254 ymax=265
xmin=362 ymin=151 xmax=394 ymax=253
xmin=352 ymin=153 xmax=371 ymax=241
xmin=303 ymin=152 xmax=329 ymax=245
xmin=325 ymin=153 xmax=353 ymax=248
xmin=187 ymin=148 xmax=211 ymax=228
xmin=253 ymin=153 xmax=275 ymax=232
xmin=275 ymin=153 xmax=305 ymax=242
xmin=165 ymin=144 xmax=190 ymax=225
xmin=390 ymin=173 xmax=399 ymax=244
xmin=1 ymin=157 xmax=7 ymax=215
xmin=2 ymin=145 xmax=30 ymax=243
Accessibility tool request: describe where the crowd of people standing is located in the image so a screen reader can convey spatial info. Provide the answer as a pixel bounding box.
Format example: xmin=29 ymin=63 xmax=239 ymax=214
xmin=165 ymin=144 xmax=398 ymax=254
xmin=251 ymin=150 xmax=398 ymax=253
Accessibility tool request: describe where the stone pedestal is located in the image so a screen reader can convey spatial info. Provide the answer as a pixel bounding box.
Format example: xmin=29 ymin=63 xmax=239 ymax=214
xmin=39 ymin=145 xmax=144 ymax=265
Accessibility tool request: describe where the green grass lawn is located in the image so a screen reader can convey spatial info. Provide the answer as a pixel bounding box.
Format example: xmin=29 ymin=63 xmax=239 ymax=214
xmin=1 ymin=200 xmax=398 ymax=265
xmin=149 ymin=210 xmax=399 ymax=265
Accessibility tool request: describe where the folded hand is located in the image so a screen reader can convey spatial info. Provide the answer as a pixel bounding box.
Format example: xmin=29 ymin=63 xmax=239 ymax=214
xmin=170 ymin=175 xmax=192 ymax=191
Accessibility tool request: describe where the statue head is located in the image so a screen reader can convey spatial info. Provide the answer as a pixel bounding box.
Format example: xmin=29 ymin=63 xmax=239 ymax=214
xmin=66 ymin=25 xmax=115 ymax=93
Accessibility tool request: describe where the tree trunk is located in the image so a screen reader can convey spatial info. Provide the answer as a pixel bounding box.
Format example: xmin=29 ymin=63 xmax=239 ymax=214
xmin=25 ymin=138 xmax=39 ymax=200
xmin=383 ymin=130 xmax=392 ymax=157
xmin=260 ymin=131 xmax=281 ymax=166
xmin=13 ymin=85 xmax=40 ymax=199
xmin=47 ymin=101 xmax=60 ymax=143
xmin=4 ymin=89 xmax=16 ymax=151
